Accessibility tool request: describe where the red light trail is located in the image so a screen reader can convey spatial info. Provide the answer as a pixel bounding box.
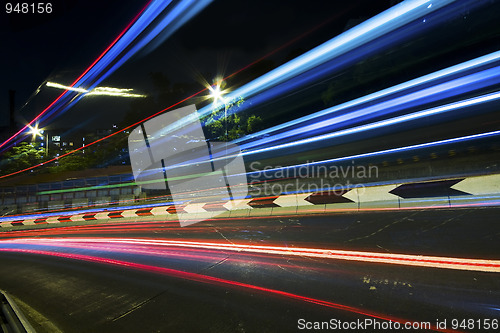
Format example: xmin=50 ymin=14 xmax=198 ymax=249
xmin=3 ymin=237 xmax=499 ymax=273
xmin=0 ymin=245 xmax=460 ymax=333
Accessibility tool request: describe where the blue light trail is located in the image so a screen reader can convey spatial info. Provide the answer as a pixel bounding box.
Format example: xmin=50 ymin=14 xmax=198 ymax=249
xmin=154 ymin=0 xmax=459 ymax=138
xmin=244 ymin=130 xmax=500 ymax=179
xmin=240 ymin=76 xmax=500 ymax=155
xmin=234 ymin=50 xmax=500 ymax=147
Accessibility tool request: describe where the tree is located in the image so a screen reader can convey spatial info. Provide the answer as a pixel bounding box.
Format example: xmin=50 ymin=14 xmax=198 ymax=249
xmin=0 ymin=142 xmax=45 ymax=176
xmin=202 ymin=96 xmax=263 ymax=141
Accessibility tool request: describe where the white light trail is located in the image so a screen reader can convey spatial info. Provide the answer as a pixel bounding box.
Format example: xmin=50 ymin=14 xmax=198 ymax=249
xmin=243 ymin=90 xmax=500 ymax=156
xmin=46 ymin=82 xmax=146 ymax=98
xmin=46 ymin=82 xmax=88 ymax=93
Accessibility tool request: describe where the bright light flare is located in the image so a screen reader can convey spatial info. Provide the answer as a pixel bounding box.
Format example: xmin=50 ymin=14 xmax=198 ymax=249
xmin=28 ymin=124 xmax=43 ymax=139
xmin=207 ymin=80 xmax=228 ymax=106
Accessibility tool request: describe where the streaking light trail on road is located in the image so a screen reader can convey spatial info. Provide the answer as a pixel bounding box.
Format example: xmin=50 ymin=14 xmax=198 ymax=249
xmin=0 ymin=246 xmax=448 ymax=331
xmin=147 ymin=0 xmax=461 ymax=140
xmin=6 ymin=237 xmax=498 ymax=273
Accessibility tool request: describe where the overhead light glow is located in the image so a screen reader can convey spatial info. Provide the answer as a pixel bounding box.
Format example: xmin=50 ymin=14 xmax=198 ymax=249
xmin=46 ymin=82 xmax=88 ymax=93
xmin=46 ymin=82 xmax=146 ymax=98
xmin=86 ymin=87 xmax=147 ymax=98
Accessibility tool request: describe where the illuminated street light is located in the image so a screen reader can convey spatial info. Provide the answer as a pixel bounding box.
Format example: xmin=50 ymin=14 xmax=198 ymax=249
xmin=208 ymin=80 xmax=231 ymax=139
xmin=28 ymin=124 xmax=49 ymax=156
xmin=209 ymin=85 xmax=224 ymax=104
xmin=28 ymin=124 xmax=43 ymax=140
xmin=208 ymin=80 xmax=228 ymax=106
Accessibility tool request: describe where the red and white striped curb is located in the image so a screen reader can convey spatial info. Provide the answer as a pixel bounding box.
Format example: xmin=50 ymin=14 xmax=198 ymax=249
xmin=1 ymin=174 xmax=500 ymax=228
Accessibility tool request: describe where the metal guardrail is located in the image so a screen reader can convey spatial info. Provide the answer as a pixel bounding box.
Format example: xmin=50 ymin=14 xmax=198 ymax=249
xmin=0 ymin=173 xmax=140 ymax=215
xmin=0 ymin=290 xmax=36 ymax=333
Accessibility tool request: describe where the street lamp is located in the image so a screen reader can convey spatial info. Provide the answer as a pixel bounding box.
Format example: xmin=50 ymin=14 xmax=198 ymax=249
xmin=208 ymin=79 xmax=231 ymax=166
xmin=43 ymin=131 xmax=49 ymax=158
xmin=209 ymin=84 xmax=224 ymax=104
xmin=208 ymin=80 xmax=228 ymax=138
xmin=28 ymin=124 xmax=43 ymax=140
xmin=28 ymin=124 xmax=48 ymax=157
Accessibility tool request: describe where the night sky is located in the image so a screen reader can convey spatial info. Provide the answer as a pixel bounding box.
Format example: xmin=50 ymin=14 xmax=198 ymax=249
xmin=1 ymin=0 xmax=393 ymax=131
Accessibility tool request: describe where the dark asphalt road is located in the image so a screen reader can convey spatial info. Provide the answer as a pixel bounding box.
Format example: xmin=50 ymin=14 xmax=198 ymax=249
xmin=0 ymin=207 xmax=499 ymax=332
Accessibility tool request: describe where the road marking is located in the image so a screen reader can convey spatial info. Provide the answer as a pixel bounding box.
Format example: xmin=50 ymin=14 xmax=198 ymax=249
xmin=22 ymin=219 xmax=36 ymax=225
xmin=121 ymin=210 xmax=138 ymax=218
xmin=70 ymin=214 xmax=86 ymax=222
xmin=223 ymin=198 xmax=253 ymax=210
xmin=274 ymin=193 xmax=313 ymax=207
xmin=343 ymin=185 xmax=399 ymax=202
xmin=451 ymin=174 xmax=500 ymax=195
xmin=183 ymin=203 xmax=207 ymax=214
xmin=150 ymin=206 xmax=169 ymax=215
xmin=46 ymin=217 xmax=60 ymax=223
xmin=94 ymin=212 xmax=111 ymax=220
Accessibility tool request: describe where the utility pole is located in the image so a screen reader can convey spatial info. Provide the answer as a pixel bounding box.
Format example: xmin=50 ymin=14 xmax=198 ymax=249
xmin=44 ymin=131 xmax=49 ymax=158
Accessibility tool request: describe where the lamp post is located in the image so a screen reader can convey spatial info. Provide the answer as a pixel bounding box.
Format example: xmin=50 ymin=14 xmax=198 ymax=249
xmin=209 ymin=80 xmax=229 ymax=166
xmin=44 ymin=131 xmax=49 ymax=158
xmin=28 ymin=124 xmax=48 ymax=158
xmin=209 ymin=81 xmax=228 ymax=139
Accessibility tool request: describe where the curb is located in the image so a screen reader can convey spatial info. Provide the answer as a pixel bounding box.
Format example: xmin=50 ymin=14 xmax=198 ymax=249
xmin=1 ymin=174 xmax=500 ymax=228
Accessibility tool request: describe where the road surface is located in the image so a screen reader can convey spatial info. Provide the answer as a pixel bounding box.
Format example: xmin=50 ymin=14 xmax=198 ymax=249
xmin=0 ymin=207 xmax=499 ymax=332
